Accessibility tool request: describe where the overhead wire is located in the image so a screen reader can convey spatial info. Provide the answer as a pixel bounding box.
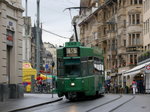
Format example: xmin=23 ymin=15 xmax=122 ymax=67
xmin=42 ymin=28 xmax=70 ymax=39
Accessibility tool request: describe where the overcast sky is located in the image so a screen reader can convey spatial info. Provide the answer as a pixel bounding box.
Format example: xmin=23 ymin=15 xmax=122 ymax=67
xmin=22 ymin=0 xmax=80 ymax=46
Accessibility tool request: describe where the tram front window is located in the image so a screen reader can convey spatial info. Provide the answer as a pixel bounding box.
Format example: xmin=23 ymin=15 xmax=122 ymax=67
xmin=65 ymin=65 xmax=80 ymax=76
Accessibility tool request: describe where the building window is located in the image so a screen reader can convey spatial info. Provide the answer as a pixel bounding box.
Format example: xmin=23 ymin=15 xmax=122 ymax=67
xmin=134 ymin=55 xmax=137 ymax=65
xmin=136 ymin=14 xmax=140 ymax=24
xmin=119 ymin=0 xmax=121 ymax=7
xmin=132 ymin=14 xmax=135 ymax=24
xmin=129 ymin=54 xmax=137 ymax=65
xmin=130 ymin=55 xmax=133 ymax=64
xmin=129 ymin=14 xmax=141 ymax=25
xmin=128 ymin=33 xmax=141 ymax=46
xmin=124 ymin=20 xmax=126 ymax=27
xmin=129 ymin=15 xmax=131 ymax=24
xmin=104 ymin=27 xmax=106 ymax=35
xmin=129 ymin=34 xmax=131 ymax=46
xmin=132 ymin=34 xmax=136 ymax=45
xmin=136 ymin=34 xmax=140 ymax=45
xmin=144 ymin=22 xmax=146 ymax=34
xmin=124 ymin=40 xmax=126 ymax=47
xmin=134 ymin=0 xmax=137 ymax=4
xmin=139 ymin=0 xmax=142 ymax=4
xmin=131 ymin=0 xmax=142 ymax=5
xmin=6 ymin=30 xmax=14 ymax=46
xmin=130 ymin=0 xmax=133 ymax=5
xmin=145 ymin=46 xmax=147 ymax=51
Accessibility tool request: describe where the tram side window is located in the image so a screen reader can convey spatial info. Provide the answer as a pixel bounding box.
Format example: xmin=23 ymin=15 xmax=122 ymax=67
xmin=88 ymin=61 xmax=93 ymax=75
xmin=81 ymin=62 xmax=88 ymax=76
xmin=65 ymin=65 xmax=80 ymax=76
xmin=58 ymin=69 xmax=64 ymax=76
xmin=57 ymin=59 xmax=64 ymax=76
xmin=101 ymin=63 xmax=104 ymax=75
xmin=93 ymin=57 xmax=103 ymax=75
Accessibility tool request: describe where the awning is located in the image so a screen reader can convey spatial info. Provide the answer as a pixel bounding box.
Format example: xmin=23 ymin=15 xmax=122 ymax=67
xmin=123 ymin=61 xmax=150 ymax=77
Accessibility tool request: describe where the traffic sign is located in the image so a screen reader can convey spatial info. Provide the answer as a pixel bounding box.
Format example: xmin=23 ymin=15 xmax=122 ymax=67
xmin=45 ymin=64 xmax=49 ymax=69
xmin=145 ymin=64 xmax=150 ymax=73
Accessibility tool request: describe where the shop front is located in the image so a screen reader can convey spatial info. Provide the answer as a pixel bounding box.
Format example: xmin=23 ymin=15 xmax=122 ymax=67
xmin=23 ymin=63 xmax=37 ymax=92
xmin=123 ymin=61 xmax=150 ymax=93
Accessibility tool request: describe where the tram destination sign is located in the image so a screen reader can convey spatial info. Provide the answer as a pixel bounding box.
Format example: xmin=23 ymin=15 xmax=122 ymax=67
xmin=66 ymin=48 xmax=78 ymax=57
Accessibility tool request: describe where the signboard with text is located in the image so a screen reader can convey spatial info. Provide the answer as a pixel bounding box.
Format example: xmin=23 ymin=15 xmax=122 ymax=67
xmin=66 ymin=48 xmax=78 ymax=57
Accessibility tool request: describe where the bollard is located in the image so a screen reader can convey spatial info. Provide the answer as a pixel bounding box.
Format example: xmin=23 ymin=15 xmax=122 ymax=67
xmin=9 ymin=84 xmax=18 ymax=99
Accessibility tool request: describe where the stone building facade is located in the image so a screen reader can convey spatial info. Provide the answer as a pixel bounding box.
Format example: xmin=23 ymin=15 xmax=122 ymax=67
xmin=79 ymin=0 xmax=143 ymax=87
xmin=143 ymin=0 xmax=150 ymax=50
xmin=0 ymin=0 xmax=24 ymax=101
xmin=0 ymin=0 xmax=23 ymax=84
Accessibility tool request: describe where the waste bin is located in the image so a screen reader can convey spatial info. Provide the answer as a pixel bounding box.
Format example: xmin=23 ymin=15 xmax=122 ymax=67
xmin=9 ymin=84 xmax=18 ymax=99
xmin=9 ymin=84 xmax=24 ymax=99
xmin=0 ymin=84 xmax=9 ymax=101
xmin=17 ymin=84 xmax=24 ymax=98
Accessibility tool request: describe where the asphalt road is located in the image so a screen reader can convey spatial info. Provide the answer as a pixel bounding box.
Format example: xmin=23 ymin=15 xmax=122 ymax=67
xmin=18 ymin=94 xmax=150 ymax=112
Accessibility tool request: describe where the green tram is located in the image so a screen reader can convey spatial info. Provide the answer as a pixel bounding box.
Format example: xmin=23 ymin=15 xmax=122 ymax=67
xmin=56 ymin=42 xmax=105 ymax=100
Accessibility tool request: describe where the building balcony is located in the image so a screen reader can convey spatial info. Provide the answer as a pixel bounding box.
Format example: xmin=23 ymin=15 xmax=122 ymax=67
xmin=138 ymin=51 xmax=150 ymax=63
xmin=126 ymin=45 xmax=143 ymax=52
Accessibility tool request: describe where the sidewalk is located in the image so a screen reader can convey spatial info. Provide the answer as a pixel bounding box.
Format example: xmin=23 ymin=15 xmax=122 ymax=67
xmin=0 ymin=93 xmax=63 ymax=112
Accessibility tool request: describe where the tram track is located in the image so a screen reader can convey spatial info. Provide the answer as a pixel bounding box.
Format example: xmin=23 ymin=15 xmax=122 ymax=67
xmin=86 ymin=95 xmax=122 ymax=112
xmin=109 ymin=95 xmax=135 ymax=112
xmin=46 ymin=94 xmax=124 ymax=112
xmin=14 ymin=94 xmax=135 ymax=112
xmin=86 ymin=95 xmax=135 ymax=112
xmin=40 ymin=96 xmax=105 ymax=112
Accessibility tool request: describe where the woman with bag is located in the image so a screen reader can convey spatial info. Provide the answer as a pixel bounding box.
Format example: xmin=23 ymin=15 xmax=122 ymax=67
xmin=132 ymin=80 xmax=137 ymax=95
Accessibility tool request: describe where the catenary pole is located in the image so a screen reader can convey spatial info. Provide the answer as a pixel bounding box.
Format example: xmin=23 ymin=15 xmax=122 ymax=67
xmin=25 ymin=0 xmax=28 ymax=62
xmin=36 ymin=0 xmax=40 ymax=74
xmin=25 ymin=0 xmax=28 ymax=17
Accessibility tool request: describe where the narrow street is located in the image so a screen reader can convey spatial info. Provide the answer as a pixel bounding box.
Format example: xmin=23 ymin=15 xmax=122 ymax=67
xmin=1 ymin=1 xmax=150 ymax=112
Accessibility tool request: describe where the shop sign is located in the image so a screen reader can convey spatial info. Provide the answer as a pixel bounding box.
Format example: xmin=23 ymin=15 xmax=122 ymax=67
xmin=7 ymin=35 xmax=13 ymax=41
xmin=66 ymin=48 xmax=78 ymax=57
xmin=6 ymin=31 xmax=14 ymax=46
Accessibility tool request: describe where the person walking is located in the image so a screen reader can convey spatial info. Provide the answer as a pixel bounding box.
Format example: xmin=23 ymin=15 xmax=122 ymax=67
xmin=132 ymin=80 xmax=137 ymax=95
xmin=36 ymin=74 xmax=43 ymax=92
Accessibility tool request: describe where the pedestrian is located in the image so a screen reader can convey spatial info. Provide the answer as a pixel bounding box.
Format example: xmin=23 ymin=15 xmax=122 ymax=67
xmin=36 ymin=74 xmax=43 ymax=92
xmin=132 ymin=80 xmax=137 ymax=95
xmin=138 ymin=79 xmax=144 ymax=93
xmin=107 ymin=83 xmax=111 ymax=93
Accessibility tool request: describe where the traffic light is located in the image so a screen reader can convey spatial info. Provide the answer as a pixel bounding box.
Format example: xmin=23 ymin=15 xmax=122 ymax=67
xmin=51 ymin=61 xmax=55 ymax=68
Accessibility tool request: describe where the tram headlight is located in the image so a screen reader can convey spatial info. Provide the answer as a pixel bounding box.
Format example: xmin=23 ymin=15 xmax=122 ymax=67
xmin=71 ymin=82 xmax=75 ymax=86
